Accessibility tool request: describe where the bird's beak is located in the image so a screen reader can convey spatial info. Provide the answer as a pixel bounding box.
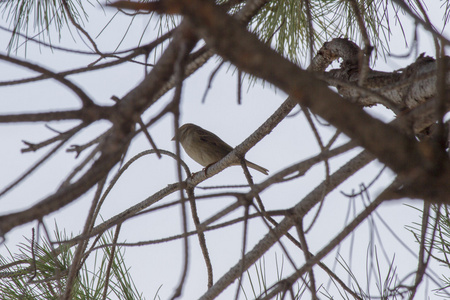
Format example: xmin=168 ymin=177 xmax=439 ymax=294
xmin=171 ymin=136 xmax=175 ymax=141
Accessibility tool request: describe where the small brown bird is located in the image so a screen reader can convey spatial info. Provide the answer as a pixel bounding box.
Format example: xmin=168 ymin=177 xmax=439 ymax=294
xmin=172 ymin=123 xmax=269 ymax=175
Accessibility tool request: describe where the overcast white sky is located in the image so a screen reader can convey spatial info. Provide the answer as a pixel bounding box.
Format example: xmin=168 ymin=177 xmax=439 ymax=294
xmin=0 ymin=1 xmax=449 ymax=299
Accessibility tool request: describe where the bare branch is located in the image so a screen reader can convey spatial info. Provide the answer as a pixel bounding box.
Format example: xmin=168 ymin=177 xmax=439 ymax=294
xmin=0 ymin=54 xmax=95 ymax=107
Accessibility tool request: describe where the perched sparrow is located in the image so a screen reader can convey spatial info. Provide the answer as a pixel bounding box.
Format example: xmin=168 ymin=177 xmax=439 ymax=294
xmin=172 ymin=123 xmax=269 ymax=175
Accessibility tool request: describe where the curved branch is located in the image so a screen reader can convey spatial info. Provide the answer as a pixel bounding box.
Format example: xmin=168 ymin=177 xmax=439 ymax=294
xmin=0 ymin=54 xmax=95 ymax=107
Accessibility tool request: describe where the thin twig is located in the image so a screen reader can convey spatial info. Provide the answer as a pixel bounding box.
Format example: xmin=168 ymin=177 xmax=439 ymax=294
xmin=102 ymin=223 xmax=122 ymax=300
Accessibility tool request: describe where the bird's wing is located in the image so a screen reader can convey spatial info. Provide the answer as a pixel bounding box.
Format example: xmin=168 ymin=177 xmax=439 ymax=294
xmin=198 ymin=130 xmax=234 ymax=152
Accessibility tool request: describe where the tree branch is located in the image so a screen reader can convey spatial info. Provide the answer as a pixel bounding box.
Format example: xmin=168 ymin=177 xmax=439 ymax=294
xmin=173 ymin=0 xmax=450 ymax=202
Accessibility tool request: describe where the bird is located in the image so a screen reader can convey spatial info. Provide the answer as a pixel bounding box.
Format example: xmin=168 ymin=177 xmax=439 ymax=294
xmin=172 ymin=123 xmax=269 ymax=175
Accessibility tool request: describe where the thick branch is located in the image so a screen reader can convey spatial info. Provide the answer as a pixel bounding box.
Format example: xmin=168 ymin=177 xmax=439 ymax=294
xmin=318 ymin=40 xmax=450 ymax=111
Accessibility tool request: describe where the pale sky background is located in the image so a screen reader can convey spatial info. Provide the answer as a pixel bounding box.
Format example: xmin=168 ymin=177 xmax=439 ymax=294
xmin=0 ymin=1 xmax=449 ymax=299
